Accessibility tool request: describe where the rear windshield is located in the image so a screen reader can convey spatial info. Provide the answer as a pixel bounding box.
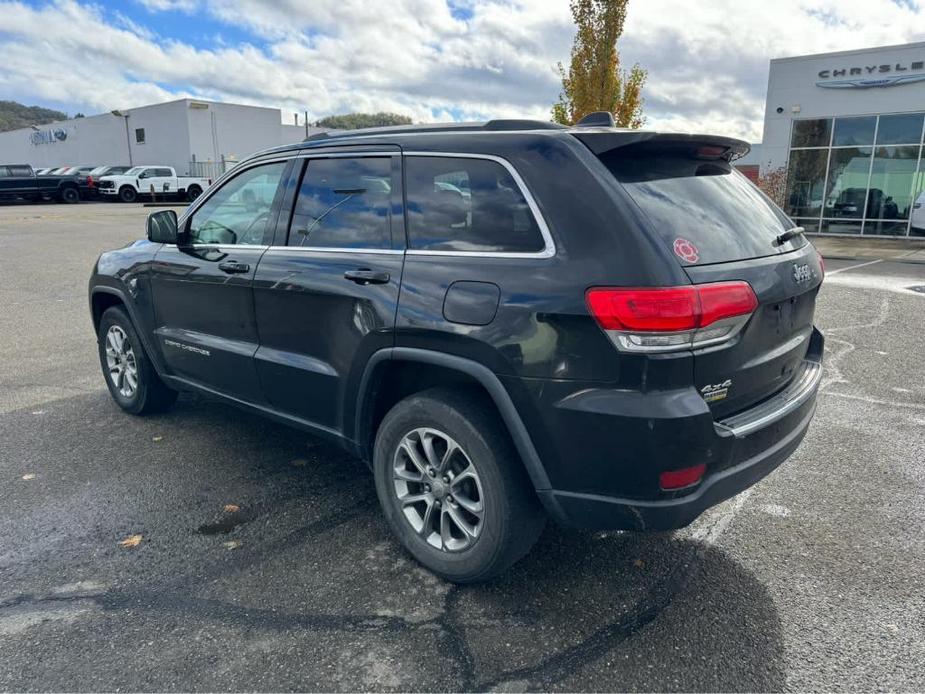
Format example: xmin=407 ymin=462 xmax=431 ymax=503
xmin=602 ymin=147 xmax=803 ymax=265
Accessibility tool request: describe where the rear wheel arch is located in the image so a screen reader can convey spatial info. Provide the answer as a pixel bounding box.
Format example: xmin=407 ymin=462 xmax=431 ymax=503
xmin=355 ymin=348 xmax=551 ymax=492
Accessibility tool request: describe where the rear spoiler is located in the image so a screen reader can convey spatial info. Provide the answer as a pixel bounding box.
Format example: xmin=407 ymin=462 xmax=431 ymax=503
xmin=571 ymin=129 xmax=751 ymax=161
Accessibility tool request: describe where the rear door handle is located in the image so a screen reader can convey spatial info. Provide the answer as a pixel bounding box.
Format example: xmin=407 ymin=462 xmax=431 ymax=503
xmin=344 ymin=269 xmax=390 ymax=285
xmin=218 ymin=261 xmax=250 ymax=274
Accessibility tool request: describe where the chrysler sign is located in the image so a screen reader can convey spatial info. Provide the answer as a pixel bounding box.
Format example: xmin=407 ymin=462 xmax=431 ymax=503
xmin=816 ymin=60 xmax=925 ymax=89
xmin=29 ymin=127 xmax=68 ymax=145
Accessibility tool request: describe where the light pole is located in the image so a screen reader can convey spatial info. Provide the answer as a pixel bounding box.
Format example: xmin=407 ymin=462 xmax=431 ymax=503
xmin=111 ymin=110 xmax=133 ymax=166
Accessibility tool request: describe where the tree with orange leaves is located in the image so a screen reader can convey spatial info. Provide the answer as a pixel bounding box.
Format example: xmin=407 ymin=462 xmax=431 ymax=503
xmin=552 ymin=0 xmax=646 ymax=128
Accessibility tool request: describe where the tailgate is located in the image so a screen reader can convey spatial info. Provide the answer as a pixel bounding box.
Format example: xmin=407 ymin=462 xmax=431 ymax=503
xmin=682 ymin=247 xmax=822 ymax=417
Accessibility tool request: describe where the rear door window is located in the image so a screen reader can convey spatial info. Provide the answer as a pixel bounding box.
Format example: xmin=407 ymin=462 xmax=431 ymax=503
xmin=287 ymin=157 xmax=393 ymax=249
xmin=405 ymin=156 xmax=545 ymax=253
xmin=602 ymin=147 xmax=802 ymax=265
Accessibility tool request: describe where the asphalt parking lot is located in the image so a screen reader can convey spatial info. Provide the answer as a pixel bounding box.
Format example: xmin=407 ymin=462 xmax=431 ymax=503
xmin=1 ymin=202 xmax=924 ymax=692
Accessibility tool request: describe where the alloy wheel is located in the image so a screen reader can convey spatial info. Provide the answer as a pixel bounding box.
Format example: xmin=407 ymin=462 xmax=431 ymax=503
xmin=104 ymin=325 xmax=138 ymax=398
xmin=392 ymin=427 xmax=485 ymax=552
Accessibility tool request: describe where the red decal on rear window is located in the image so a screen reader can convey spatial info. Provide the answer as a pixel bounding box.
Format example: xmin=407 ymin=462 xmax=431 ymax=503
xmin=673 ymin=238 xmax=700 ymax=264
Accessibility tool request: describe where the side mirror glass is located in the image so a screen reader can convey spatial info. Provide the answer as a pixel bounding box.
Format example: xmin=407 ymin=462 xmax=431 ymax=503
xmin=147 ymin=209 xmax=178 ymax=244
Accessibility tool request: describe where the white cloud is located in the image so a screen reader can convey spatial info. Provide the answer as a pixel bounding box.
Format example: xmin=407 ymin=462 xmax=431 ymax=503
xmin=0 ymin=0 xmax=923 ymax=141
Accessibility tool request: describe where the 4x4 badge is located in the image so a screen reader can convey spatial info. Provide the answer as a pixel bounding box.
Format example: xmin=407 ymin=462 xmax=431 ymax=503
xmin=701 ymin=379 xmax=732 ymax=403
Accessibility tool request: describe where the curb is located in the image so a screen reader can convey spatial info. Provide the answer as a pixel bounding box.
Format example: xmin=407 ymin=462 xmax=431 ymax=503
xmin=820 ymin=253 xmax=925 ymax=266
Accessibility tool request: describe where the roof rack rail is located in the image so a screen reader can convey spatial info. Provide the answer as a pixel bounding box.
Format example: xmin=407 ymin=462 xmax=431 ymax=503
xmin=303 ymin=119 xmax=566 ymax=142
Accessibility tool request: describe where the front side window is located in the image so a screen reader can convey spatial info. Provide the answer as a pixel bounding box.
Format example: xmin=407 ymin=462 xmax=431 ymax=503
xmin=288 ymin=157 xmax=393 ymax=249
xmin=187 ymin=161 xmax=286 ymax=246
xmin=405 ymin=156 xmax=544 ymax=253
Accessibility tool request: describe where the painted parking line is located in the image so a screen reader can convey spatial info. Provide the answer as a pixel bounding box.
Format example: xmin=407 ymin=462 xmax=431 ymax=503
xmin=825 ymin=258 xmax=882 ymax=275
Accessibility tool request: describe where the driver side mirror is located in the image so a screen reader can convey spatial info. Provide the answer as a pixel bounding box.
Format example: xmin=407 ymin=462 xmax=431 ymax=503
xmin=147 ymin=209 xmax=178 ymax=244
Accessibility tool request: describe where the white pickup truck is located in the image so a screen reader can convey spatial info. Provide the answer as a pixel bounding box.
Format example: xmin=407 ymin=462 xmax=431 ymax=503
xmin=97 ymin=166 xmax=211 ymax=203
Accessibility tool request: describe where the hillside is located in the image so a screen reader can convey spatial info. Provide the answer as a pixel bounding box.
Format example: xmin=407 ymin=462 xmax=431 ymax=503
xmin=0 ymin=100 xmax=69 ymax=133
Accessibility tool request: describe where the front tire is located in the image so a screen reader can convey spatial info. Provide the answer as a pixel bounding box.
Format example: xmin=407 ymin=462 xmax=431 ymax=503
xmin=97 ymin=306 xmax=177 ymax=415
xmin=373 ymin=388 xmax=545 ymax=583
xmin=119 ymin=186 xmax=137 ymax=203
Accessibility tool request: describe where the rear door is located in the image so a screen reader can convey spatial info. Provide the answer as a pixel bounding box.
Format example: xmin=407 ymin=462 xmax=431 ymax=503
xmin=150 ymin=158 xmax=291 ymax=400
xmin=600 ymin=141 xmax=823 ymax=417
xmin=253 ymin=150 xmax=404 ymax=431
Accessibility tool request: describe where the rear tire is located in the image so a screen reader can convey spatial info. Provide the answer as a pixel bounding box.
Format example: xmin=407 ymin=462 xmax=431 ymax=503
xmin=186 ymin=185 xmax=202 ymax=202
xmin=59 ymin=186 xmax=79 ymax=204
xmin=97 ymin=306 xmax=177 ymax=415
xmin=119 ymin=186 xmax=137 ymax=203
xmin=373 ymin=387 xmax=545 ymax=583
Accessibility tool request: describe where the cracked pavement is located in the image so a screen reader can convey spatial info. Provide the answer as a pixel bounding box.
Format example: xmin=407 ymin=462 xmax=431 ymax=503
xmin=1 ymin=203 xmax=924 ymax=691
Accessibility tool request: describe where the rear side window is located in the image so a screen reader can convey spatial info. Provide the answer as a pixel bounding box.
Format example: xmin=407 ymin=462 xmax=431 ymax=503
xmin=603 ymin=147 xmax=801 ymax=265
xmin=288 ymin=157 xmax=393 ymax=249
xmin=8 ymin=165 xmax=32 ymax=176
xmin=405 ymin=156 xmax=545 ymax=253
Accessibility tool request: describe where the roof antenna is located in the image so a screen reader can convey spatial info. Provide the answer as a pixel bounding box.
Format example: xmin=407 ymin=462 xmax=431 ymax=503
xmin=575 ymin=111 xmax=616 ymax=128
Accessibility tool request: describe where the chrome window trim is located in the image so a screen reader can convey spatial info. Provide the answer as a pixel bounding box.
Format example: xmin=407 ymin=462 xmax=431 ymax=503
xmin=401 ymin=151 xmax=556 ymax=259
xmin=264 ymin=246 xmax=404 ymax=255
xmin=182 ymin=150 xmax=557 ymax=258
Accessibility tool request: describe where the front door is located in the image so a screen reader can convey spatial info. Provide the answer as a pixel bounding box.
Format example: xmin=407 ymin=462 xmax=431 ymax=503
xmin=253 ymin=153 xmax=404 ymax=433
xmin=150 ymin=159 xmax=291 ymax=401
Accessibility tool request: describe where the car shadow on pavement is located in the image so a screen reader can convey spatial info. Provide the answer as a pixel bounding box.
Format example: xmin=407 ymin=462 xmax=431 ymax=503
xmin=0 ymin=391 xmax=785 ymax=692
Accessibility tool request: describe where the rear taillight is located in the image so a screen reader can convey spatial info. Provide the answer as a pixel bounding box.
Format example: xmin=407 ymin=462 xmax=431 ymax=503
xmin=586 ymin=281 xmax=758 ymax=353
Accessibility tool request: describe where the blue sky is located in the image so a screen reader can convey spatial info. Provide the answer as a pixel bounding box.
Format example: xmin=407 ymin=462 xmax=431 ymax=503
xmin=2 ymin=0 xmax=924 ymax=141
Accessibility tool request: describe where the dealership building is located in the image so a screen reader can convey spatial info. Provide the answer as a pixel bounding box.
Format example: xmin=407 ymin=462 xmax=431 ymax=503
xmin=745 ymin=41 xmax=925 ymax=237
xmin=0 ymin=98 xmax=321 ymax=179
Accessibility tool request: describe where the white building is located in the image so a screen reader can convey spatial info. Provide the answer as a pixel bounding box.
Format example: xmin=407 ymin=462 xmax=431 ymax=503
xmin=756 ymin=41 xmax=925 ymax=237
xmin=0 ymin=98 xmax=321 ymax=178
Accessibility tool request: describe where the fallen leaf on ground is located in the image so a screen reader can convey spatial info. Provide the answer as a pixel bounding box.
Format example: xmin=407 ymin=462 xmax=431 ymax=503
xmin=21 ymin=473 xmax=36 ymax=481
xmin=633 ymin=559 xmax=645 ymax=569
xmin=223 ymin=539 xmax=242 ymax=550
xmin=152 ymin=436 xmax=163 ymax=442
xmin=289 ymin=458 xmax=308 ymax=467
xmin=223 ymin=504 xmax=240 ymax=513
xmin=119 ymin=534 xmax=143 ymax=548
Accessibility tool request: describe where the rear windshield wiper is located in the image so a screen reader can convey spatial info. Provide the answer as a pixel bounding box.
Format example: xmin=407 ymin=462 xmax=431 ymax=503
xmin=774 ymin=226 xmax=805 ymax=247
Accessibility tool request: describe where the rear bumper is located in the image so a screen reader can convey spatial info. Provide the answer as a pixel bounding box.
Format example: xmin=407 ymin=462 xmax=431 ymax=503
xmin=539 ymin=396 xmax=816 ymax=530
xmin=524 ymin=327 xmax=824 ymax=531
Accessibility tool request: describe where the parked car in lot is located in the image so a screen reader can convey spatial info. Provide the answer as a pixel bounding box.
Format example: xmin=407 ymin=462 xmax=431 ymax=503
xmin=79 ymin=165 xmax=130 ymax=199
xmin=96 ymin=166 xmax=210 ymax=203
xmin=0 ymin=163 xmax=82 ymax=203
xmin=89 ymin=116 xmax=824 ymax=581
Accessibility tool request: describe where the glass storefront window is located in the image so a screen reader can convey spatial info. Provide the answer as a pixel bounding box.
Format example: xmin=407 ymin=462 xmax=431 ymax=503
xmin=791 ymin=118 xmax=832 ymax=148
xmin=824 ymin=147 xmax=873 ymax=218
xmin=821 ymin=219 xmax=862 ymax=235
xmin=832 ymin=117 xmax=876 ymax=147
xmin=876 ymin=113 xmax=925 ymax=146
xmin=786 ymin=113 xmax=925 ymax=236
xmin=911 ymin=168 xmax=925 ymax=238
xmin=866 ymin=146 xmax=918 ymax=220
xmin=785 ymin=149 xmax=828 ymax=218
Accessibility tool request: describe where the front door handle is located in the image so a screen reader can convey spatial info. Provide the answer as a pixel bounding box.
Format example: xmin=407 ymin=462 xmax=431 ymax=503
xmin=344 ymin=269 xmax=390 ymax=285
xmin=218 ymin=261 xmax=250 ymax=274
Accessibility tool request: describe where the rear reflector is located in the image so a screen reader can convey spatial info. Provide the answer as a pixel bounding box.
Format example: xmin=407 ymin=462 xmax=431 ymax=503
xmin=659 ymin=463 xmax=706 ymax=490
xmin=585 ymin=282 xmax=758 ymax=353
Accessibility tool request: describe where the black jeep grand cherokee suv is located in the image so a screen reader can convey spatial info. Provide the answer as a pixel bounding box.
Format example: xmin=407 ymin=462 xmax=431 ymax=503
xmin=89 ymin=118 xmax=824 ymax=582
